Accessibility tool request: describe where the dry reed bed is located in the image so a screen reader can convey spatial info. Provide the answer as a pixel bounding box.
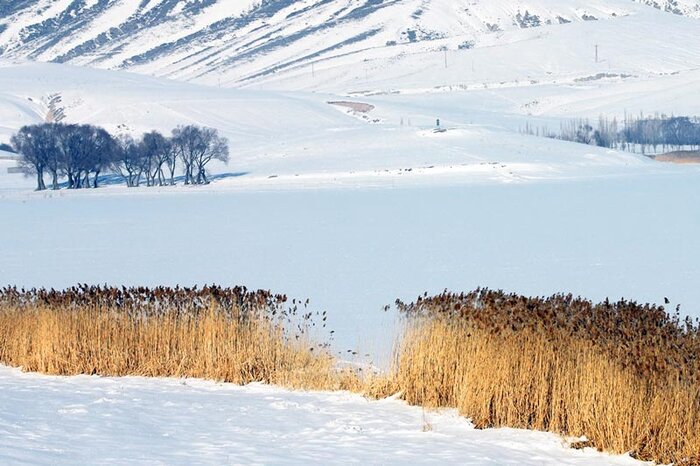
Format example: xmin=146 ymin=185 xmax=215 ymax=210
xmin=3 ymin=285 xmax=700 ymax=464
xmin=394 ymin=289 xmax=700 ymax=465
xmin=0 ymin=285 xmax=351 ymax=390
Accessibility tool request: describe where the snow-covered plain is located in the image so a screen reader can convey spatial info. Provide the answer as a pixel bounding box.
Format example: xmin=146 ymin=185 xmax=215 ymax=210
xmin=0 ymin=365 xmax=646 ymax=465
xmin=1 ymin=3 xmax=700 ymax=463
xmin=2 ymin=59 xmax=700 ymax=359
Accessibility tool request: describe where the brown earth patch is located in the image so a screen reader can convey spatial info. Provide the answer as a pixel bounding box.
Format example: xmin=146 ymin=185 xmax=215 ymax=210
xmin=328 ymin=101 xmax=375 ymax=113
xmin=653 ymin=151 xmax=700 ymax=164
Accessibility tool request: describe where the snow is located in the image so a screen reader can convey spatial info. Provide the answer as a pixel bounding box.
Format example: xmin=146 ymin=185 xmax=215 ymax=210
xmin=0 ymin=58 xmax=699 ymax=360
xmin=0 ymin=60 xmax=683 ymax=190
xmin=251 ymin=9 xmax=700 ymax=95
xmin=2 ymin=170 xmax=699 ymax=363
xmin=0 ymin=365 xmax=645 ymax=465
xmin=2 ymin=0 xmax=699 ymax=86
xmin=1 ymin=3 xmax=700 ymax=462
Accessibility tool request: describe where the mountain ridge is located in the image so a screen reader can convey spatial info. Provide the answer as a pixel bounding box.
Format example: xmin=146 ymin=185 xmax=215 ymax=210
xmin=0 ymin=0 xmax=698 ymax=88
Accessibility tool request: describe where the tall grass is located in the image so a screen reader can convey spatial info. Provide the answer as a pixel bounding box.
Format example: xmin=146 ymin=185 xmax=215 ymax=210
xmin=393 ymin=289 xmax=700 ymax=465
xmin=0 ymin=285 xmax=351 ymax=390
xmin=2 ymin=285 xmax=699 ymax=464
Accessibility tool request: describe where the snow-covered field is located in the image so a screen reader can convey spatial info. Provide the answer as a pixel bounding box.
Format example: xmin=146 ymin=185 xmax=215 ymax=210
xmin=1 ymin=1 xmax=700 ymax=462
xmin=1 ymin=60 xmax=699 ymax=359
xmin=0 ymin=366 xmax=646 ymax=465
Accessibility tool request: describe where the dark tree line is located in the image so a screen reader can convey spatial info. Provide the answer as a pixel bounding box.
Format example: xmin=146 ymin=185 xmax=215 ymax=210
xmin=521 ymin=114 xmax=700 ymax=155
xmin=620 ymin=115 xmax=700 ymax=154
xmin=12 ymin=123 xmax=229 ymax=191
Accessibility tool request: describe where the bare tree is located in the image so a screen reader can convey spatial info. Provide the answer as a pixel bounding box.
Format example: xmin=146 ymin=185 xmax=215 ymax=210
xmin=112 ymin=135 xmax=145 ymax=187
xmin=11 ymin=124 xmax=56 ymax=190
xmin=54 ymin=123 xmax=80 ymax=188
xmin=164 ymin=138 xmax=179 ymax=186
xmin=195 ymin=128 xmax=229 ymax=184
xmin=171 ymin=126 xmax=197 ymax=185
xmin=56 ymin=124 xmax=115 ymax=188
xmin=44 ymin=124 xmax=62 ymax=190
xmin=171 ymin=125 xmax=229 ymax=185
xmin=142 ymin=131 xmax=170 ymax=186
xmin=11 ymin=122 xmax=231 ymax=190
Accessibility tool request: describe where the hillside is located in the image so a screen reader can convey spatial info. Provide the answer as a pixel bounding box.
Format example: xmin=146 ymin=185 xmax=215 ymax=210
xmin=0 ymin=0 xmax=698 ymax=90
xmin=0 ymin=59 xmax=667 ymax=194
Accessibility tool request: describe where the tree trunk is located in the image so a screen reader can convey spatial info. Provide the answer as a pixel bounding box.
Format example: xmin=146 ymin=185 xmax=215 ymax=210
xmin=36 ymin=169 xmax=45 ymax=191
xmin=51 ymin=171 xmax=59 ymax=190
xmin=184 ymin=163 xmax=191 ymax=185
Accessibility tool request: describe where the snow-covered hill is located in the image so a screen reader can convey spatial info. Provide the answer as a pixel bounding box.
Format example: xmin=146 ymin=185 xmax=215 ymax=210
xmin=636 ymin=0 xmax=700 ymax=15
xmin=0 ymin=58 xmax=673 ymax=192
xmin=0 ymin=0 xmax=698 ymax=89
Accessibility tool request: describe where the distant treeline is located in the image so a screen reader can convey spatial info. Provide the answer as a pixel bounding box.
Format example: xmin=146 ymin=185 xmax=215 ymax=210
xmin=11 ymin=123 xmax=229 ymax=191
xmin=522 ymin=114 xmax=700 ymax=155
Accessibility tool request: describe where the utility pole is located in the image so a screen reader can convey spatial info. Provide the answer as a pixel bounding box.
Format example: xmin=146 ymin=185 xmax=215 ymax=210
xmin=444 ymin=48 xmax=448 ymax=68
xmin=595 ymin=44 xmax=599 ymax=63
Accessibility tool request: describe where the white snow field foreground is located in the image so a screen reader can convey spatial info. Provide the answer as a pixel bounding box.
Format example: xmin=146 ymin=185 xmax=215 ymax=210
xmin=0 ymin=366 xmax=646 ymax=466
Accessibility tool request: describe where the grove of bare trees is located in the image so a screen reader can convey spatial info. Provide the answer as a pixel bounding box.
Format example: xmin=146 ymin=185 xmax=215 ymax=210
xmin=11 ymin=123 xmax=229 ymax=191
xmin=522 ymin=114 xmax=700 ymax=155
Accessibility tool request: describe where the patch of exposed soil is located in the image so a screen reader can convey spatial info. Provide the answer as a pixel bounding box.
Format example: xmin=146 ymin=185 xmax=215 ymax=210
xmin=653 ymin=151 xmax=700 ymax=164
xmin=328 ymin=101 xmax=375 ymax=113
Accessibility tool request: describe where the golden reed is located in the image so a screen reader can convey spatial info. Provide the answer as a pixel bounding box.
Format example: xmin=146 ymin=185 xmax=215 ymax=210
xmin=2 ymin=285 xmax=698 ymax=464
xmin=393 ymin=289 xmax=700 ymax=465
xmin=0 ymin=285 xmax=351 ymax=390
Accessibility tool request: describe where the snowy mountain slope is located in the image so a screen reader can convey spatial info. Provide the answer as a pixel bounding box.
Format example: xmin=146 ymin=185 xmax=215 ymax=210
xmin=0 ymin=0 xmax=698 ymax=88
xmin=1 ymin=59 xmax=674 ymax=196
xmin=636 ymin=0 xmax=700 ymax=15
xmin=249 ymin=8 xmax=700 ymax=94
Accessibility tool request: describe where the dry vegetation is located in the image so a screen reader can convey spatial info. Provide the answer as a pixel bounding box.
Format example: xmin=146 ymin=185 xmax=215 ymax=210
xmin=1 ymin=285 xmax=699 ymax=464
xmin=653 ymin=150 xmax=700 ymax=164
xmin=394 ymin=289 xmax=700 ymax=465
xmin=0 ymin=285 xmax=359 ymax=390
